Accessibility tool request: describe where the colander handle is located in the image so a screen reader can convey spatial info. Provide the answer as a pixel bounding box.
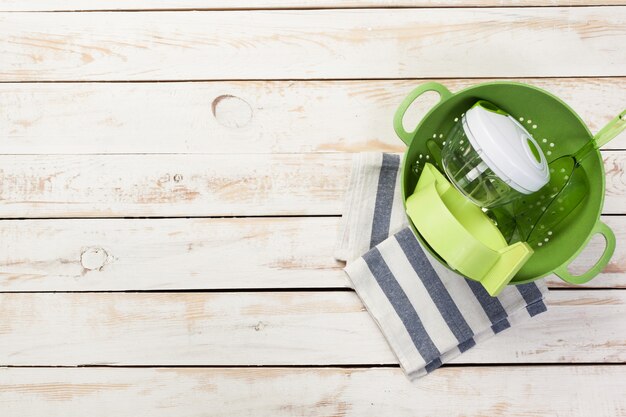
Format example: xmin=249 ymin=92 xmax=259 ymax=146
xmin=553 ymin=220 xmax=616 ymax=285
xmin=393 ymin=82 xmax=452 ymax=146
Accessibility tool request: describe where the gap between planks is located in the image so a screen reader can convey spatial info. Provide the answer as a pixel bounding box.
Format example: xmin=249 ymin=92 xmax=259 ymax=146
xmin=2 ymin=362 xmax=625 ymax=368
xmin=3 ymin=75 xmax=626 ymax=81
xmin=2 ymin=0 xmax=626 ymax=12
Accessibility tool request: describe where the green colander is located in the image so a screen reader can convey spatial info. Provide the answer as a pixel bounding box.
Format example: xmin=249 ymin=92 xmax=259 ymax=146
xmin=394 ymin=81 xmax=619 ymax=285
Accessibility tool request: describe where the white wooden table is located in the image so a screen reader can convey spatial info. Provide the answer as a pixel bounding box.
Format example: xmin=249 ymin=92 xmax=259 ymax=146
xmin=1 ymin=2 xmax=625 ymax=416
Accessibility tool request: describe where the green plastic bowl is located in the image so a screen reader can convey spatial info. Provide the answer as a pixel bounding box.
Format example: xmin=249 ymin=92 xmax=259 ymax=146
xmin=394 ymin=81 xmax=616 ymax=285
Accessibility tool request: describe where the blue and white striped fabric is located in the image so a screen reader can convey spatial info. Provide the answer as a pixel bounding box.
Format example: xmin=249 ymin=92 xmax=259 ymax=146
xmin=335 ymin=153 xmax=548 ymax=381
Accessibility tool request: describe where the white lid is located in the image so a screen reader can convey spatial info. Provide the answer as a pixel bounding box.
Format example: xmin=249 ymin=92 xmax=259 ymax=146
xmin=463 ymin=101 xmax=549 ymax=194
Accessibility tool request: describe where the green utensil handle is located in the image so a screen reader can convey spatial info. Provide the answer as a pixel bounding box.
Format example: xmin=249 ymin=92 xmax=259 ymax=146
xmin=393 ymin=82 xmax=452 ymax=146
xmin=553 ymin=220 xmax=616 ymax=285
xmin=594 ymin=109 xmax=626 ymax=148
xmin=574 ymin=109 xmax=626 ymax=163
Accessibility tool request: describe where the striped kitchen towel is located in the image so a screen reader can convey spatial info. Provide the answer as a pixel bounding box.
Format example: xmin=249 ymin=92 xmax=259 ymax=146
xmin=335 ymin=153 xmax=548 ymax=381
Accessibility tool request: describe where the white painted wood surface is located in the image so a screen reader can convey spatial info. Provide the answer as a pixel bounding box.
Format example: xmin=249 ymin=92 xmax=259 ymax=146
xmin=0 ymin=216 xmax=623 ymax=291
xmin=1 ymin=366 xmax=624 ymax=417
xmin=0 ymin=291 xmax=623 ymax=365
xmin=0 ymin=153 xmax=351 ymax=217
xmin=1 ymin=2 xmax=625 ymax=414
xmin=3 ymin=0 xmax=626 ymax=11
xmin=0 ymin=152 xmax=625 ymax=217
xmin=3 ymin=78 xmax=625 ymax=154
xmin=1 ymin=8 xmax=625 ymax=81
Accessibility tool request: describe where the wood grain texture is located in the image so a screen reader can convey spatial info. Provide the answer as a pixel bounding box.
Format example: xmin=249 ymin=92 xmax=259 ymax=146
xmin=0 ymin=290 xmax=623 ymax=365
xmin=1 ymin=8 xmax=625 ymax=81
xmin=3 ymin=0 xmax=626 ymax=11
xmin=1 ymin=366 xmax=624 ymax=417
xmin=0 ymin=1 xmax=623 ymax=413
xmin=0 ymin=152 xmax=625 ymax=217
xmin=3 ymin=78 xmax=625 ymax=154
xmin=0 ymin=216 xmax=622 ymax=291
xmin=0 ymin=217 xmax=348 ymax=291
xmin=0 ymin=153 xmax=351 ymax=217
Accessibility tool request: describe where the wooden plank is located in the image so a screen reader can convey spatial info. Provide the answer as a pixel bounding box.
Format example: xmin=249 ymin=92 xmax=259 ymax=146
xmin=0 ymin=216 xmax=622 ymax=291
xmin=3 ymin=78 xmax=625 ymax=154
xmin=0 ymin=152 xmax=625 ymax=217
xmin=0 ymin=153 xmax=351 ymax=217
xmin=0 ymin=290 xmax=622 ymax=365
xmin=0 ymin=366 xmax=624 ymax=417
xmin=604 ymin=152 xmax=626 ymax=215
xmin=1 ymin=8 xmax=625 ymax=81
xmin=0 ymin=217 xmax=348 ymax=291
xmin=3 ymin=0 xmax=626 ymax=12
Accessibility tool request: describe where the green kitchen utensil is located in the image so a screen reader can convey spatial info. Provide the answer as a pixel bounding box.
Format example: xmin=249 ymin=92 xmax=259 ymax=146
xmin=489 ymin=166 xmax=588 ymax=247
xmin=394 ymin=81 xmax=620 ymax=286
xmin=500 ymin=110 xmax=626 ymax=247
xmin=526 ymin=167 xmax=588 ymax=247
xmin=406 ymin=163 xmax=533 ymax=296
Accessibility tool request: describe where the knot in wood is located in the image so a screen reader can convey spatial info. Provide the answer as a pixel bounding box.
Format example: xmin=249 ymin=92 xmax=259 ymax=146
xmin=211 ymin=95 xmax=253 ymax=128
xmin=80 ymin=247 xmax=108 ymax=271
